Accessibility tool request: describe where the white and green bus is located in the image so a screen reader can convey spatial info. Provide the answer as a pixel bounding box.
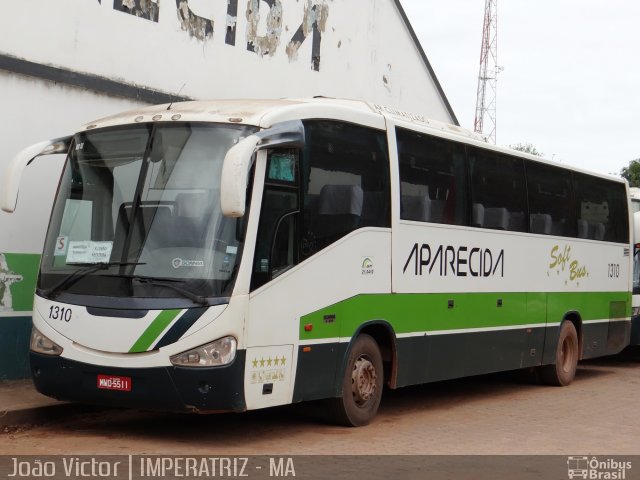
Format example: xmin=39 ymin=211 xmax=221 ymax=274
xmin=2 ymin=99 xmax=632 ymax=426
xmin=630 ymin=187 xmax=640 ymax=344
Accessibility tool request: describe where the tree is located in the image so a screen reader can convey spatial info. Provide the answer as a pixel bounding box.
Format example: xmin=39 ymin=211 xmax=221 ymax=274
xmin=509 ymin=143 xmax=543 ymax=157
xmin=620 ymin=159 xmax=640 ymax=187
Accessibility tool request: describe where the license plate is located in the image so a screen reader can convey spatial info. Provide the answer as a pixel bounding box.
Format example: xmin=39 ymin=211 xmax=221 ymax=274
xmin=97 ymin=374 xmax=132 ymax=392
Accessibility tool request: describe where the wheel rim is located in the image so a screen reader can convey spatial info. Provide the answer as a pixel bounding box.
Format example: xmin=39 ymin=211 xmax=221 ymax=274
xmin=559 ymin=333 xmax=577 ymax=373
xmin=351 ymin=355 xmax=377 ymax=406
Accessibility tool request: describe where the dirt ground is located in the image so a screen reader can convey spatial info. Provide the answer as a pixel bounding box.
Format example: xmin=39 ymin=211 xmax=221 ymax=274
xmin=2 ymin=348 xmax=639 ymax=456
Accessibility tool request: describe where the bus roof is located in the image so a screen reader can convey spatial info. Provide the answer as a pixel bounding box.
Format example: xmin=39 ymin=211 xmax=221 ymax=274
xmin=80 ymin=97 xmax=626 ymax=186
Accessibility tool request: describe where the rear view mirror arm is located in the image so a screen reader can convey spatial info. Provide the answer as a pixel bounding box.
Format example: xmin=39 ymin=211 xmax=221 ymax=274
xmin=1 ymin=136 xmax=72 ymax=213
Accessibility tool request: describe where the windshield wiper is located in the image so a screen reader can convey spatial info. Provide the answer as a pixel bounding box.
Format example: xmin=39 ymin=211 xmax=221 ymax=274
xmin=130 ymin=276 xmax=210 ymax=306
xmin=41 ymin=262 xmax=146 ymax=299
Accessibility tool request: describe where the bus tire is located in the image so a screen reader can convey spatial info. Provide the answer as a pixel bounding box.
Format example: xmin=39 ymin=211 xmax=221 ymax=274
xmin=328 ymin=334 xmax=383 ymax=427
xmin=539 ymin=320 xmax=579 ymax=386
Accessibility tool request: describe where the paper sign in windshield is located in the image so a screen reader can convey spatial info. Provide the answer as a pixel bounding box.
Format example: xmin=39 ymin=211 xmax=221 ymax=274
xmin=54 ymin=236 xmax=69 ymax=257
xmin=66 ymin=241 xmax=113 ymax=264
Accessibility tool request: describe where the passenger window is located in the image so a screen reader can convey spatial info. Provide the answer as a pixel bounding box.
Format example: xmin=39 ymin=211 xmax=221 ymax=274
xmin=301 ymin=121 xmax=390 ymax=259
xmin=469 ymin=149 xmax=527 ymax=232
xmin=397 ymin=128 xmax=468 ymax=225
xmin=573 ymin=173 xmax=629 ymax=243
xmin=526 ymin=161 xmax=576 ymax=236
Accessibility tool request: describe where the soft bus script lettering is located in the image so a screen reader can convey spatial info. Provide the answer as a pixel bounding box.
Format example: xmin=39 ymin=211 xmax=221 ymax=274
xmin=549 ymin=245 xmax=589 ymax=283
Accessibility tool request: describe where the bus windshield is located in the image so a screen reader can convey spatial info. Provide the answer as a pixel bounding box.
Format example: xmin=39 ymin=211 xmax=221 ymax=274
xmin=39 ymin=123 xmax=256 ymax=305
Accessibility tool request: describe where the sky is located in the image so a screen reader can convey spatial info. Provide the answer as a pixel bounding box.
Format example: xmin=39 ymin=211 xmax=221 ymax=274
xmin=400 ymin=0 xmax=640 ymax=177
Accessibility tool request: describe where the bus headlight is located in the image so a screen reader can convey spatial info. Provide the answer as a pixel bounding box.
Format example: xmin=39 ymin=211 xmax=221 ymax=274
xmin=170 ymin=336 xmax=237 ymax=367
xmin=30 ymin=327 xmax=63 ymax=356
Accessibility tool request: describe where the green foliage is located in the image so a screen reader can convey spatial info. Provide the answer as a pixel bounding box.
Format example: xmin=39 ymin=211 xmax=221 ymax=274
xmin=509 ymin=143 xmax=543 ymax=157
xmin=620 ymin=159 xmax=640 ymax=187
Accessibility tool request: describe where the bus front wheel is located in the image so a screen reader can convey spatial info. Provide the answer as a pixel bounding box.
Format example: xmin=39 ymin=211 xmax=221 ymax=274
xmin=329 ymin=334 xmax=383 ymax=427
xmin=539 ymin=320 xmax=579 ymax=386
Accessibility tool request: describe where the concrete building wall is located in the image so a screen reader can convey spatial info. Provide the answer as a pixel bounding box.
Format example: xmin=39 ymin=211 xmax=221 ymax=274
xmin=0 ymin=0 xmax=456 ymax=379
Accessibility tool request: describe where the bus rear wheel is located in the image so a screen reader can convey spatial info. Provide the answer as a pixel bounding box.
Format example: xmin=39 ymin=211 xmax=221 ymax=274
xmin=539 ymin=320 xmax=579 ymax=386
xmin=329 ymin=334 xmax=383 ymax=427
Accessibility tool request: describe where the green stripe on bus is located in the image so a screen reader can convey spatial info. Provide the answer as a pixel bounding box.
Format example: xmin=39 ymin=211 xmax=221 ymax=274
xmin=129 ymin=309 xmax=182 ymax=353
xmin=299 ymin=291 xmax=631 ymax=340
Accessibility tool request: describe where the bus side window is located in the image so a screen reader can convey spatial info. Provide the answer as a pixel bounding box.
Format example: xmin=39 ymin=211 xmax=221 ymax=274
xmin=300 ymin=121 xmax=390 ymax=259
xmin=396 ymin=127 xmax=468 ymax=225
xmin=573 ymin=172 xmax=629 ymax=243
xmin=526 ymin=161 xmax=575 ymax=236
xmin=468 ymin=148 xmax=527 ymax=232
xmin=250 ymin=150 xmax=299 ymax=291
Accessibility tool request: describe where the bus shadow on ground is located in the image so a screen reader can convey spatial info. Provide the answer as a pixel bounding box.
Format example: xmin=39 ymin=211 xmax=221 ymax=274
xmin=581 ymin=346 xmax=640 ymax=369
xmin=31 ymin=347 xmax=637 ymax=444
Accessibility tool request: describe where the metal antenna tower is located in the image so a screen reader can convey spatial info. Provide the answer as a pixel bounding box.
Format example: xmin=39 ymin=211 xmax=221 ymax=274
xmin=474 ymin=0 xmax=499 ymax=144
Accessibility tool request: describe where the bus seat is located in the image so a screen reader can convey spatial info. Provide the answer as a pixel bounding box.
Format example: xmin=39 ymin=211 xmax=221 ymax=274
xmin=472 ymin=203 xmax=485 ymax=227
xmin=589 ymin=222 xmax=605 ymax=240
xmin=362 ymin=192 xmax=388 ymax=227
xmin=577 ymin=219 xmax=589 ymax=238
xmin=305 ymin=194 xmax=320 ymax=216
xmin=145 ymin=206 xmax=174 ymax=247
xmin=429 ymin=199 xmax=446 ymax=223
xmin=401 ymin=195 xmax=431 ymax=222
xmin=551 ymin=219 xmax=566 ymax=236
xmin=173 ymin=191 xmax=212 ymax=246
xmin=316 ymin=185 xmax=364 ymax=245
xmin=113 ymin=203 xmax=174 ymax=256
xmin=530 ymin=213 xmax=552 ymax=234
xmin=508 ymin=211 xmax=526 ymax=231
xmin=318 ymin=185 xmax=364 ymax=216
xmin=484 ymin=207 xmax=510 ymax=230
xmin=174 ymin=191 xmax=212 ymax=218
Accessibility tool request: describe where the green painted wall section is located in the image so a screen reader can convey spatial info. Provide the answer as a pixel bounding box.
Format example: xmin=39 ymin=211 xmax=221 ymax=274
xmin=2 ymin=253 xmax=40 ymax=311
xmin=0 ymin=253 xmax=41 ymax=379
xmin=299 ymin=291 xmax=631 ymax=341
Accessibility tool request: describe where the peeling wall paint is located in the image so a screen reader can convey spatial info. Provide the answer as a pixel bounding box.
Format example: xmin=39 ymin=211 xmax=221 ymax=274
xmin=176 ymin=0 xmax=214 ymax=41
xmin=113 ymin=0 xmax=159 ymax=22
xmin=1 ymin=0 xmax=458 ymax=122
xmin=286 ymin=0 xmax=329 ymax=71
xmin=110 ymin=0 xmax=332 ymax=71
xmin=245 ymin=0 xmax=283 ymax=57
xmin=383 ymin=63 xmax=392 ymax=93
xmin=226 ymin=0 xmax=239 ymax=46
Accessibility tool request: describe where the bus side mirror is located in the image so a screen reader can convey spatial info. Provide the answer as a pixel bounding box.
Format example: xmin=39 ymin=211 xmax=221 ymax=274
xmin=220 ymin=121 xmax=304 ymax=218
xmin=1 ymin=136 xmax=72 ymax=213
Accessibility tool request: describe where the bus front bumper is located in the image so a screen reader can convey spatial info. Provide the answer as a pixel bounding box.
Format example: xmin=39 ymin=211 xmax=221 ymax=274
xmin=29 ymin=351 xmax=247 ymax=413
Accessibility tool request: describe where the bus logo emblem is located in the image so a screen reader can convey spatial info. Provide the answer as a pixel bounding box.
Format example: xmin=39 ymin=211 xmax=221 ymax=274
xmin=172 ymin=258 xmax=204 ymax=269
xmin=361 ymin=257 xmax=374 ymax=275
